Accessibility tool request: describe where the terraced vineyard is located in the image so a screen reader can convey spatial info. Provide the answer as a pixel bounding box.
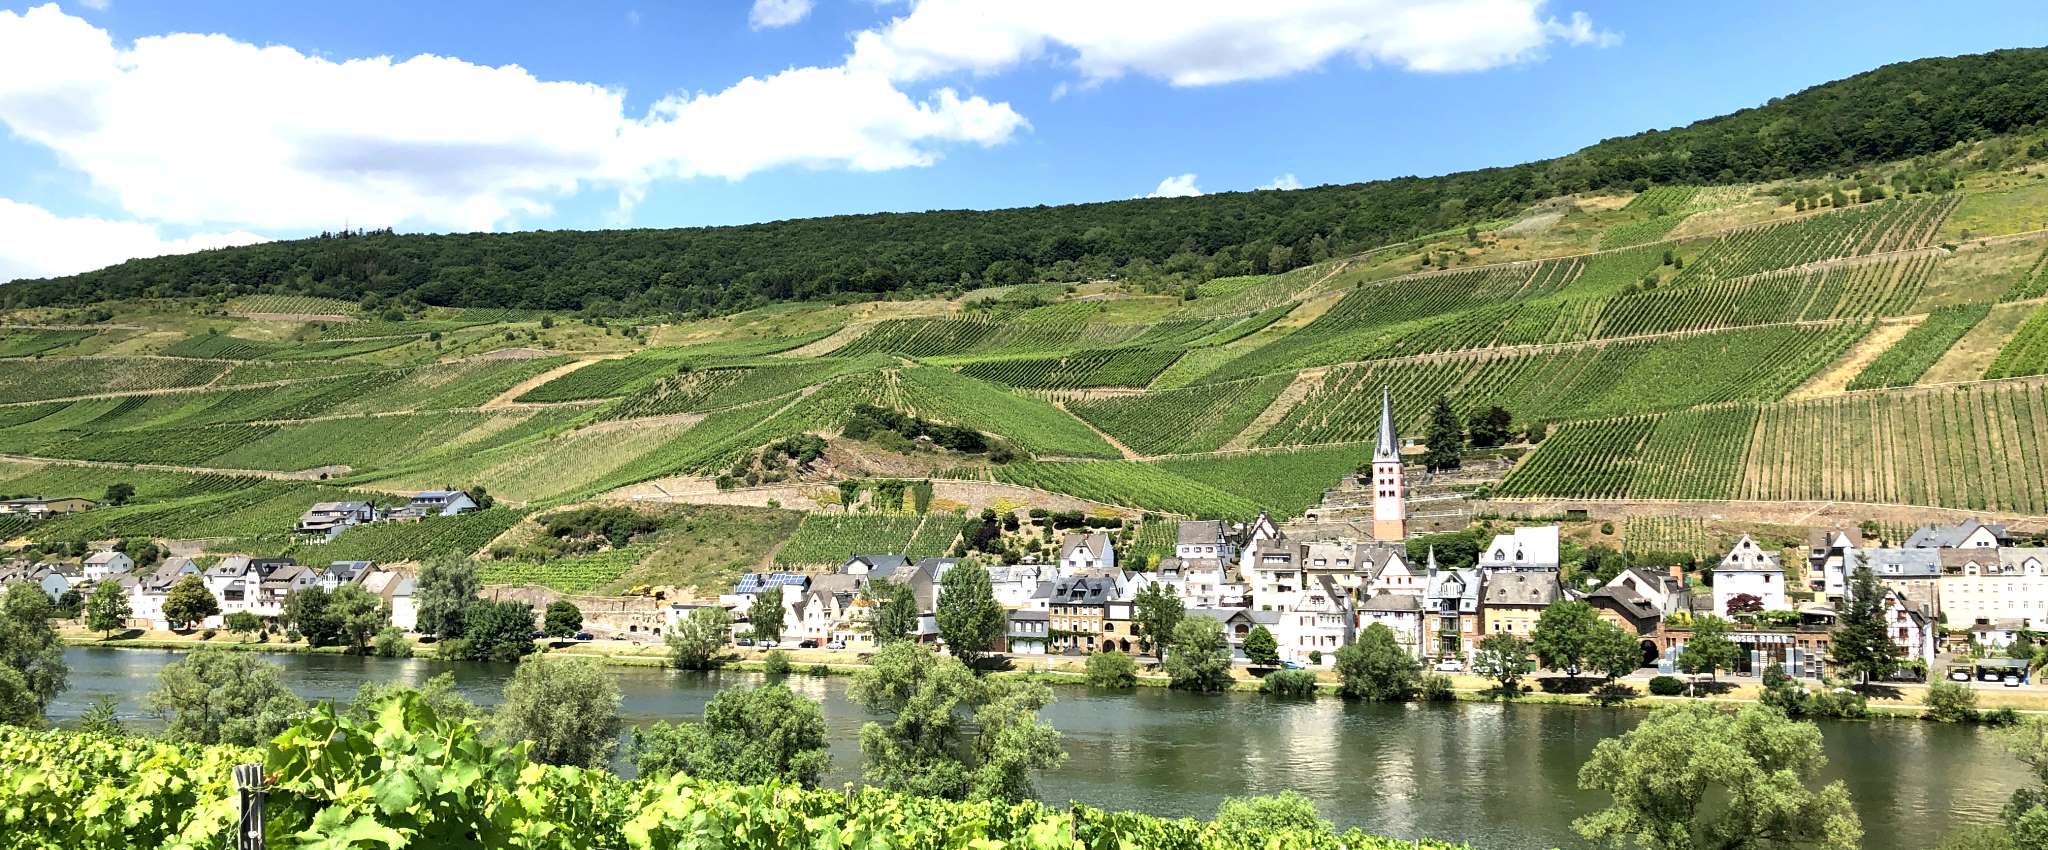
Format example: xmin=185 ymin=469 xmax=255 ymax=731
xmin=0 ymin=328 xmax=92 ymax=357
xmin=994 ymin=460 xmax=1262 ymax=519
xmin=1066 ymin=374 xmax=1291 ymax=455
xmin=1672 ymin=196 xmax=1958 ymax=285
xmin=291 ymin=509 xmax=529 ymax=564
xmin=1847 ymin=305 xmax=1990 ymax=390
xmin=955 ymin=347 xmax=1184 ymax=389
xmin=0 ymin=357 xmax=227 ymax=404
xmin=1623 ymin=516 xmax=1718 ymax=559
xmin=772 ymin=512 xmax=927 ymax=567
xmin=1986 ymin=303 xmax=2048 ymax=379
xmin=477 ymin=544 xmax=655 ymax=593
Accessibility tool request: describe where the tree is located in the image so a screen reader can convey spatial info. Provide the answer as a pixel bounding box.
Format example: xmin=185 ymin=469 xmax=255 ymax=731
xmin=542 ymin=600 xmax=583 ymax=638
xmin=349 ymin=672 xmax=479 ymax=724
xmin=1830 ymin=566 xmax=1902 ymax=686
xmin=865 ymin=581 xmax=918 ymax=645
xmin=224 ymin=611 xmax=262 ymax=639
xmin=1473 ymin=632 xmax=1534 ymax=693
xmin=1679 ymin=615 xmax=1739 ymax=690
xmin=1575 ymin=703 xmax=1860 ymax=850
xmin=1334 ymin=623 xmax=1421 ymax=700
xmin=1129 ymin=582 xmax=1184 ymax=659
xmin=848 ymin=641 xmax=1064 ymax=802
xmin=633 ymin=683 xmax=830 ymax=787
xmin=493 ymin=658 xmax=621 ymax=768
xmin=0 ymin=583 xmax=66 ymax=727
xmin=414 ymin=554 xmax=481 ymax=639
xmin=325 ymin=585 xmax=390 ymax=655
xmin=76 ymin=694 xmax=125 ymax=736
xmin=1215 ymin=791 xmax=1333 ymax=835
xmin=1925 ymin=681 xmax=1980 ymax=723
xmin=1726 ymin=593 xmax=1766 ymax=616
xmin=1086 ymin=649 xmax=1138 ymax=688
xmin=1242 ymin=625 xmax=1280 ymax=667
xmin=451 ymin=600 xmax=536 ymax=663
xmin=666 ymin=605 xmax=731 ymax=669
xmin=749 ymin=593 xmax=784 ymax=643
xmin=1467 ymin=406 xmax=1515 ymax=448
xmin=84 ymin=580 xmax=130 ymax=638
xmin=1422 ymin=396 xmax=1464 ymax=471
xmin=103 ymin=482 xmax=134 ymax=506
xmin=146 ymin=649 xmax=304 ymax=746
xmin=161 ymin=575 xmax=217 ymax=630
xmin=1532 ymin=600 xmax=1602 ymax=676
xmin=1586 ymin=621 xmax=1643 ymax=681
xmin=284 ymin=586 xmax=331 ymax=644
xmin=1164 ymin=616 xmax=1233 ymax=691
xmin=934 ymin=562 xmax=1004 ymax=666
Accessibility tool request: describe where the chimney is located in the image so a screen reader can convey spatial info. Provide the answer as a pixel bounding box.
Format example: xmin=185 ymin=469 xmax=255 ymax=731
xmin=1668 ymin=564 xmax=1683 ymax=584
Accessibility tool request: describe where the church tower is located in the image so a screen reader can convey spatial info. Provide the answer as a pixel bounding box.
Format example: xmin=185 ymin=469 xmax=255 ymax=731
xmin=1371 ymin=387 xmax=1408 ymax=541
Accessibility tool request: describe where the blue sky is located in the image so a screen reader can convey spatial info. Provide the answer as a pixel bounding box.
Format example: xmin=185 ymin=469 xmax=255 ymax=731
xmin=0 ymin=0 xmax=2044 ymax=281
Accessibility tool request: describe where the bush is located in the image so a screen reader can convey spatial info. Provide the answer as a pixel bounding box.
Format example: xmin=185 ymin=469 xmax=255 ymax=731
xmin=200 ymin=628 xmax=216 ymax=640
xmin=1086 ymin=650 xmax=1138 ymax=689
xmin=285 ymin=628 xmax=301 ymax=643
xmin=1924 ymin=680 xmax=1979 ymax=723
xmin=372 ymin=627 xmax=412 ymax=659
xmin=1259 ymin=669 xmax=1319 ymax=698
xmin=763 ymin=650 xmax=791 ymax=677
xmin=1592 ymin=682 xmax=1639 ymax=706
xmin=1983 ymin=706 xmax=2022 ymax=727
xmin=1420 ymin=674 xmax=1455 ymax=701
xmin=807 ymin=664 xmax=831 ymax=677
xmin=1648 ymin=675 xmax=1686 ymax=696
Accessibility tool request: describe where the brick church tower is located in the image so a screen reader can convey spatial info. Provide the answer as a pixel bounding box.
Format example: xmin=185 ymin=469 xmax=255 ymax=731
xmin=1371 ymin=387 xmax=1408 ymax=541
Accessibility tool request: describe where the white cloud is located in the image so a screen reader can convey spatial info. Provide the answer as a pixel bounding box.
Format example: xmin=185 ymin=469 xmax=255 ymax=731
xmin=848 ymin=0 xmax=1618 ymax=86
xmin=1261 ymin=173 xmax=1303 ymax=191
xmin=1145 ymin=174 xmax=1202 ymax=198
xmin=74 ymin=0 xmax=107 ymax=9
xmin=749 ymin=0 xmax=814 ymax=29
xmin=0 ymin=3 xmax=1023 ymax=235
xmin=0 ymin=198 xmax=266 ymax=281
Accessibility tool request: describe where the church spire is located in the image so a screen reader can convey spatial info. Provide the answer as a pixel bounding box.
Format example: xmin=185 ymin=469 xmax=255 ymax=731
xmin=1374 ymin=386 xmax=1397 ymax=460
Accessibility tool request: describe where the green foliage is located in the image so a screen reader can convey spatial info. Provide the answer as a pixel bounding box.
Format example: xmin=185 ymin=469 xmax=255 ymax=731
xmin=995 ymin=460 xmax=1259 ymax=519
xmin=1574 ymin=703 xmax=1861 ymax=850
xmin=294 ymin=509 xmax=527 ymax=565
xmin=0 ymin=583 xmax=66 ymax=727
xmin=493 ymin=658 xmax=622 ymax=768
xmin=1678 ymin=615 xmax=1739 ymax=683
xmin=865 ymin=580 xmax=919 ymax=646
xmin=750 ymin=594 xmax=785 ymax=643
xmin=1066 ymin=374 xmax=1292 ymax=455
xmin=1926 ymin=680 xmax=1982 ymax=723
xmin=1849 ymin=304 xmax=1990 ymax=389
xmin=633 ymin=683 xmax=830 ymax=787
xmin=450 ymin=600 xmax=538 ymax=663
xmin=373 ymin=626 xmax=413 ymax=658
xmin=83 ymin=580 xmax=130 ymax=637
xmin=1130 ymin=582 xmax=1184 ymax=659
xmin=849 ymin=641 xmax=1065 ymax=803
xmin=1422 ymin=396 xmax=1464 ymax=471
xmin=935 ymin=562 xmax=1005 ymax=666
xmin=1830 ymin=567 xmax=1902 ymax=685
xmin=666 ymin=605 xmax=731 ymax=669
xmin=1259 ymin=668 xmax=1320 ymax=697
xmin=1647 ymin=675 xmax=1687 ymax=696
xmin=1164 ymin=616 xmax=1234 ymax=691
xmin=1335 ymin=623 xmax=1421 ymax=701
xmin=1214 ymin=791 xmax=1333 ymax=835
xmin=1531 ymin=600 xmax=1602 ymax=676
xmin=161 ymin=575 xmax=217 ymax=630
xmin=773 ymin=512 xmax=924 ymax=567
xmin=1988 ymin=302 xmax=2048 ymax=379
xmin=1085 ymin=650 xmax=1139 ymax=689
xmin=543 ymin=600 xmax=584 ymax=638
xmin=223 ymin=611 xmax=262 ymax=638
xmin=1242 ymin=625 xmax=1280 ymax=667
xmin=1473 ymin=632 xmax=1534 ymax=693
xmin=146 ymin=649 xmax=303 ymax=746
xmin=289 ymin=584 xmax=390 ymax=654
xmin=763 ymin=649 xmax=791 ymax=676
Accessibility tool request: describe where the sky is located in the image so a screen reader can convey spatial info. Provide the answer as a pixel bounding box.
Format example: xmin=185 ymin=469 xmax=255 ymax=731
xmin=0 ymin=1 xmax=2045 ymax=282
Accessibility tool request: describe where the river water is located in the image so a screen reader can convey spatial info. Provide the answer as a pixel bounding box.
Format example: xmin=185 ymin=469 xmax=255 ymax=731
xmin=51 ymin=647 xmax=2026 ymax=850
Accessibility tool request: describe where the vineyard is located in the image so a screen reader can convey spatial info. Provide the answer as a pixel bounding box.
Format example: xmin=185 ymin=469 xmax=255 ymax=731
xmin=0 ymin=327 xmax=93 ymax=357
xmin=1846 ymin=306 xmax=1989 ymax=390
xmin=2006 ymin=242 xmax=2048 ymax=301
xmin=772 ymin=512 xmax=928 ymax=567
xmin=0 ymin=357 xmax=228 ymax=404
xmin=477 ymin=544 xmax=655 ymax=593
xmin=1622 ymin=516 xmax=1718 ymax=559
xmin=27 ymin=482 xmax=367 ymax=542
xmin=1155 ymin=444 xmax=1367 ymax=518
xmin=994 ymin=460 xmax=1261 ymax=519
xmin=291 ymin=509 xmax=529 ymax=563
xmin=1495 ymin=416 xmax=1656 ymax=499
xmin=1671 ymin=195 xmax=1958 ymax=285
xmin=0 ymin=722 xmax=1465 ymax=850
xmin=1624 ymin=185 xmax=1698 ymax=213
xmin=225 ymin=294 xmax=360 ymax=315
xmin=895 ymin=367 xmax=1121 ymax=460
xmin=1985 ymin=302 xmax=2048 ymax=379
xmin=1065 ymin=374 xmax=1291 ymax=455
xmin=954 ymin=347 xmax=1183 ymax=390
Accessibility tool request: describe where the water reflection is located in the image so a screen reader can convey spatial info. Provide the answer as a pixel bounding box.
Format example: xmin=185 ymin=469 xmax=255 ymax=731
xmin=49 ymin=647 xmax=2023 ymax=850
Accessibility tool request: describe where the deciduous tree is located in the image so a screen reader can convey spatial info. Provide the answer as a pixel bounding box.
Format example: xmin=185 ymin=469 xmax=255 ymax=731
xmin=1473 ymin=632 xmax=1534 ymax=693
xmin=493 ymin=658 xmax=621 ymax=768
xmin=414 ymin=554 xmax=481 ymax=639
xmin=1334 ymin=622 xmax=1420 ymax=701
xmin=543 ymin=600 xmax=583 ymax=638
xmin=849 ymin=641 xmax=1065 ymax=802
xmin=162 ymin=575 xmax=217 ymax=630
xmin=0 ymin=583 xmax=66 ymax=727
xmin=146 ymin=649 xmax=303 ymax=746
xmin=1131 ymin=582 xmax=1183 ymax=659
xmin=1164 ymin=616 xmax=1233 ymax=691
xmin=84 ymin=580 xmax=130 ymax=638
xmin=1532 ymin=600 xmax=1602 ymax=676
xmin=1242 ymin=625 xmax=1280 ymax=667
xmin=935 ymin=562 xmax=1004 ymax=666
xmin=666 ymin=605 xmax=731 ymax=670
xmin=1679 ymin=615 xmax=1740 ymax=689
xmin=633 ymin=683 xmax=831 ymax=787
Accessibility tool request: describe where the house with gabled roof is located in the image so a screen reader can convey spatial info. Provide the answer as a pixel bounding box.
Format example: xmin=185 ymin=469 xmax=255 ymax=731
xmin=1057 ymin=531 xmax=1115 ymax=576
xmin=1711 ymin=534 xmax=1787 ymax=614
xmin=297 ymin=501 xmax=376 ymax=537
xmin=1480 ymin=570 xmax=1559 ymax=638
xmin=1423 ymin=568 xmax=1482 ymax=661
xmin=1906 ymin=518 xmax=2009 ymax=550
xmin=1356 ymin=591 xmax=1424 ymax=658
xmin=1477 ymin=526 xmax=1560 ymax=572
xmin=0 ymin=564 xmax=70 ymax=602
xmin=1279 ymin=574 xmax=1353 ymax=665
xmin=390 ymin=491 xmax=479 ymax=520
xmin=82 ymin=549 xmax=134 ymax=582
xmin=1940 ymin=548 xmax=2048 ymax=630
xmin=1807 ymin=526 xmax=1862 ymax=599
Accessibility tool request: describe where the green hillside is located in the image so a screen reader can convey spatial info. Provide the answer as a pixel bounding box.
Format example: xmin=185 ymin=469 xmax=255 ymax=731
xmin=6 ymin=52 xmax=2048 ymax=596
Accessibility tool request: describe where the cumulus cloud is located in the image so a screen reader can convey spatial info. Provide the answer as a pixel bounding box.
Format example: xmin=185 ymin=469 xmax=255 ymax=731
xmin=749 ymin=0 xmax=814 ymax=29
xmin=848 ymin=0 xmax=1618 ymax=86
xmin=0 ymin=198 xmax=266 ymax=281
xmin=0 ymin=3 xmax=1023 ymax=234
xmin=1145 ymin=174 xmax=1202 ymax=198
xmin=1261 ymin=173 xmax=1304 ymax=191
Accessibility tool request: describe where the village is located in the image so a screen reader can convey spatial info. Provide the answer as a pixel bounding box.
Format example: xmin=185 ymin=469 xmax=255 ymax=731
xmin=2 ymin=392 xmax=2043 ymax=693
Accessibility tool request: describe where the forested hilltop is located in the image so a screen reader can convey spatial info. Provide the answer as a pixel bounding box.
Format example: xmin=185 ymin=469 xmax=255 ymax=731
xmin=6 ymin=48 xmax=2048 ymax=316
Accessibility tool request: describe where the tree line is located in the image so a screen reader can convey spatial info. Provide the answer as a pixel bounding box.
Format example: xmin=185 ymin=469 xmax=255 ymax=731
xmin=7 ymin=49 xmax=2047 ymax=315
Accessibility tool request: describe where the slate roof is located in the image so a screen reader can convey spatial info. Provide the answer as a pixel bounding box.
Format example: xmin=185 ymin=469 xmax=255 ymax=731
xmin=1177 ymin=520 xmax=1224 ymax=546
xmin=1060 ymin=532 xmax=1112 ymax=562
xmin=1051 ymin=575 xmax=1115 ymax=606
xmin=1585 ymin=584 xmax=1661 ymax=622
xmin=1906 ymin=518 xmax=2010 ymax=549
xmin=1481 ymin=570 xmax=1560 ymax=607
xmin=1714 ymin=535 xmax=1781 ymax=572
xmin=847 ymin=554 xmax=911 ymax=578
xmin=1857 ymin=548 xmax=1941 ymax=578
xmin=734 ymin=572 xmax=809 ymax=594
xmin=1358 ymin=591 xmax=1421 ymax=613
xmin=1478 ymin=526 xmax=1561 ymax=570
xmin=83 ymin=551 xmax=127 ymax=566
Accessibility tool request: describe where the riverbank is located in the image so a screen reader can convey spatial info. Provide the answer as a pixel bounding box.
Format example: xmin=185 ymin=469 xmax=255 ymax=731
xmin=66 ymin=627 xmax=2048 ymax=719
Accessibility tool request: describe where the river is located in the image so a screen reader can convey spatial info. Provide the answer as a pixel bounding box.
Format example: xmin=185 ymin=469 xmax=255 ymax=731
xmin=50 ymin=646 xmax=2027 ymax=850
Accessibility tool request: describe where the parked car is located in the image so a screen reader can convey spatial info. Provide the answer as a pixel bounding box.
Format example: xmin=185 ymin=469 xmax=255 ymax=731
xmin=736 ymin=637 xmax=754 ymax=647
xmin=1433 ymin=659 xmax=1464 ymax=673
xmin=573 ymin=631 xmax=593 ymax=641
xmin=1281 ymin=660 xmax=1305 ymax=670
xmin=825 ymin=640 xmax=846 ymax=650
xmin=1948 ymin=668 xmax=1973 ymax=682
xmin=1982 ymin=669 xmax=2008 ymax=682
xmin=799 ymin=639 xmax=819 ymax=649
xmin=529 ymin=631 xmax=545 ymax=640
xmin=2007 ymin=675 xmax=2025 ymax=688
xmin=758 ymin=639 xmax=778 ymax=649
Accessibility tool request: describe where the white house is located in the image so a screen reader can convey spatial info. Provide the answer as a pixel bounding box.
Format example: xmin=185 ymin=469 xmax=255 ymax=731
xmin=202 ymin=557 xmax=259 ymax=622
xmin=1806 ymin=527 xmax=1861 ymax=600
xmin=0 ymin=564 xmax=70 ymax=602
xmin=1365 ymin=548 xmax=1425 ymax=597
xmin=297 ymin=501 xmax=376 ymax=536
xmin=394 ymin=491 xmax=479 ymax=519
xmin=1940 ymin=548 xmax=2048 ymax=630
xmin=1906 ymin=518 xmax=2009 ymax=550
xmin=1277 ymin=575 xmax=1352 ymax=665
xmin=1477 ymin=526 xmax=1561 ymax=572
xmin=1710 ymin=535 xmax=1788 ymax=614
xmin=1175 ymin=520 xmax=1239 ymax=562
xmin=1058 ymin=531 xmax=1115 ymax=575
xmin=1879 ymin=587 xmax=1937 ymax=664
xmin=1007 ymin=609 xmax=1049 ymax=655
xmin=125 ymin=558 xmax=200 ymax=629
xmin=1160 ymin=557 xmax=1244 ymax=608
xmin=255 ymin=564 xmax=319 ymax=618
xmin=1356 ymin=591 xmax=1424 ymax=658
xmin=988 ymin=563 xmax=1054 ymax=608
xmin=81 ymin=550 xmax=134 ymax=582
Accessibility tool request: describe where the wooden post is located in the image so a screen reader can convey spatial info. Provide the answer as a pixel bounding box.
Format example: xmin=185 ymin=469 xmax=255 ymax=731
xmin=233 ymin=763 xmax=266 ymax=850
